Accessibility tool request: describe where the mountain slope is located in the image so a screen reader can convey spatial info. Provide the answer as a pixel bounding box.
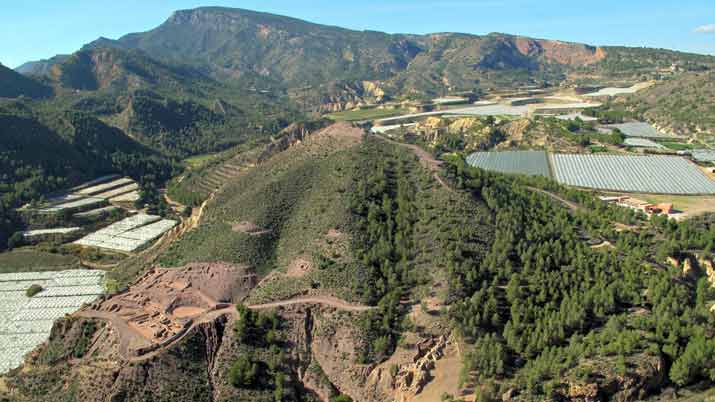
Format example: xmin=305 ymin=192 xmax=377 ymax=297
xmin=32 ymin=46 xmax=301 ymax=157
xmin=623 ymin=71 xmax=715 ymax=136
xmin=15 ymin=54 xmax=69 ymax=76
xmin=85 ymin=7 xmax=423 ymax=87
xmin=15 ymin=6 xmax=711 ymax=98
xmin=0 ymin=63 xmax=52 ymax=99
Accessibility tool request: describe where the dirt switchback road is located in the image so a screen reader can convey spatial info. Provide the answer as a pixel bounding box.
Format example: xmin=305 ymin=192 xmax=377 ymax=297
xmin=76 ymin=295 xmax=372 ymax=362
xmin=248 ymin=296 xmax=374 ymax=312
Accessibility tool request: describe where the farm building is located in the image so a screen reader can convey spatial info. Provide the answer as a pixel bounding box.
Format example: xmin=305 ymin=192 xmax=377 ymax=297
xmin=599 ymin=196 xmax=673 ymax=215
xmin=691 ymin=149 xmax=715 ymax=164
xmin=432 ymin=96 xmax=469 ymax=105
xmin=530 ymin=102 xmax=601 ymax=115
xmin=467 ymin=150 xmax=715 ymax=195
xmin=623 ymin=138 xmax=665 ymax=149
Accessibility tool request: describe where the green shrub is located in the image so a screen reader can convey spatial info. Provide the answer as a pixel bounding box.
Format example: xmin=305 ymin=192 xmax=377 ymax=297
xmin=26 ymin=284 xmax=44 ymax=297
xmin=7 ymin=231 xmax=24 ymax=250
xmin=229 ymin=354 xmax=258 ymax=388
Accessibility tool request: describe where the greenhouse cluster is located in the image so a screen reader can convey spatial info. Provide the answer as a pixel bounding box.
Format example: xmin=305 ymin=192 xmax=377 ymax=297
xmin=0 ymin=270 xmax=105 ymax=374
xmin=466 ymin=150 xmax=551 ymax=177
xmin=74 ymin=214 xmax=177 ymax=253
xmin=604 ymin=122 xmax=673 ymax=138
xmin=550 ymin=154 xmax=715 ymax=194
xmin=466 ymin=151 xmax=715 ymax=194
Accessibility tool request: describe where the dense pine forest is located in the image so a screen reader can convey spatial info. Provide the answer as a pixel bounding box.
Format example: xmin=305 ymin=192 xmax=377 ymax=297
xmin=441 ymin=157 xmax=715 ymax=400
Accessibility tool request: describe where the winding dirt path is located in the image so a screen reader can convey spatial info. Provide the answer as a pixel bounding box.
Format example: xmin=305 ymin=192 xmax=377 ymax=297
xmin=373 ymin=134 xmax=454 ymax=192
xmin=77 ymin=295 xmax=372 ymax=362
xmin=527 ymin=186 xmax=581 ymax=212
xmin=248 ymin=296 xmax=374 ymax=312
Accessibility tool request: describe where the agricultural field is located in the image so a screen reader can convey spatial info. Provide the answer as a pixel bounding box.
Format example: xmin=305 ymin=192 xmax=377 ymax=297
xmin=326 ymin=107 xmax=408 ymax=122
xmin=623 ymin=138 xmax=664 ymax=149
xmin=691 ymin=149 xmax=715 ymax=163
xmin=36 ymin=197 xmax=107 ymax=214
xmin=661 ymin=142 xmax=696 ymax=151
xmin=551 ymin=154 xmax=715 ymax=194
xmin=582 ymin=83 xmax=650 ymax=97
xmin=24 ymin=175 xmax=140 ymax=216
xmin=466 ymin=150 xmax=551 ymax=177
xmin=77 ymin=177 xmax=135 ymax=196
xmin=74 ymin=214 xmax=177 ymax=253
xmin=73 ymin=206 xmax=120 ymax=219
xmin=0 ymin=269 xmax=105 ymax=373
xmin=603 ymin=122 xmax=675 ymax=139
xmin=0 ymin=250 xmax=79 ymax=274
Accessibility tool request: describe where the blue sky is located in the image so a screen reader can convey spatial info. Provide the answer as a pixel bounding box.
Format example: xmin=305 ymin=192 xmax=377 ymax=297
xmin=2 ymin=0 xmax=715 ymax=68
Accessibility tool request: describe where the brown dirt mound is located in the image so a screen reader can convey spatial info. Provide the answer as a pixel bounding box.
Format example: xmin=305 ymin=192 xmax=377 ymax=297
xmin=287 ymin=257 xmax=313 ymax=277
xmin=314 ymin=122 xmax=364 ymax=142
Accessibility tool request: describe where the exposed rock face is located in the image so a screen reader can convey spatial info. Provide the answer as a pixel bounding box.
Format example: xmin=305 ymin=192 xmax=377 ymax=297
xmin=699 ymin=255 xmax=715 ymax=287
xmin=257 ymin=120 xmax=331 ymax=162
xmin=406 ymin=116 xmax=504 ymax=152
xmin=555 ymin=353 xmax=666 ymax=402
xmin=378 ymin=336 xmax=451 ymax=402
xmin=514 ymin=37 xmax=606 ymax=66
xmin=318 ymin=81 xmax=387 ymax=112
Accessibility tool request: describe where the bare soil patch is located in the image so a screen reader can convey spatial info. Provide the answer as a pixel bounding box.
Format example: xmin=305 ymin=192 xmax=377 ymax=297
xmin=287 ymin=257 xmax=313 ymax=278
xmin=81 ymin=262 xmax=256 ymax=355
xmin=326 ymin=228 xmax=345 ymax=239
xmin=232 ymin=221 xmax=272 ymax=236
xmin=412 ymin=340 xmax=463 ymax=402
xmin=314 ymin=122 xmax=364 ymax=143
xmin=171 ymin=306 xmax=205 ymax=318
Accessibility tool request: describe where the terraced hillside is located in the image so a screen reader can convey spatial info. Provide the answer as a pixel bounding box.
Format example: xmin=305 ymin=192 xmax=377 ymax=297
xmin=167 ymin=121 xmax=330 ymax=206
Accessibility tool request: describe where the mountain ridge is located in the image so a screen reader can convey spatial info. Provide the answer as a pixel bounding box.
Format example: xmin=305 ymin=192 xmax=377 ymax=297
xmin=15 ymin=6 xmax=715 ymax=97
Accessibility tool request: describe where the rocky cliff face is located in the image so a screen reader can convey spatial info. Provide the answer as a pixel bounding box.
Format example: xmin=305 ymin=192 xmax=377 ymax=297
xmin=317 ymin=81 xmax=387 ymax=112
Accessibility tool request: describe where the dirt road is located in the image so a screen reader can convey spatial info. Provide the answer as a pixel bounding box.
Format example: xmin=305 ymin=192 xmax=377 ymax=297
xmin=248 ymin=296 xmax=374 ymax=312
xmin=77 ymin=295 xmax=372 ymax=362
xmin=527 ymin=186 xmax=581 ymax=212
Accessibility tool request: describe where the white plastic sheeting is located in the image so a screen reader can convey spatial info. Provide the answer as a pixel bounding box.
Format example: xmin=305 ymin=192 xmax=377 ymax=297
xmin=551 ymin=154 xmax=715 ymax=194
xmin=74 ymin=214 xmax=177 ymax=252
xmin=0 ymin=270 xmax=104 ymax=374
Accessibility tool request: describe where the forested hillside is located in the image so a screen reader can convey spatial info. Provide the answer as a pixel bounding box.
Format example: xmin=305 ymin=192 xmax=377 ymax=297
xmin=623 ymin=71 xmax=715 ymax=136
xmin=0 ymin=63 xmax=51 ymax=99
xmin=0 ymin=99 xmax=178 ymax=249
xmin=442 ymin=157 xmax=715 ymax=400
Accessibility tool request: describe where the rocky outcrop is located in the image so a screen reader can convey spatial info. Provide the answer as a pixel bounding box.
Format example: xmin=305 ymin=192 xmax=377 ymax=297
xmin=698 ymin=255 xmax=715 ymax=287
xmin=257 ymin=120 xmax=330 ymax=162
xmin=379 ymin=335 xmax=451 ymax=402
xmin=318 ymin=81 xmax=387 ymax=112
xmin=554 ymin=353 xmax=666 ymax=402
xmin=406 ymin=116 xmax=504 ymax=152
